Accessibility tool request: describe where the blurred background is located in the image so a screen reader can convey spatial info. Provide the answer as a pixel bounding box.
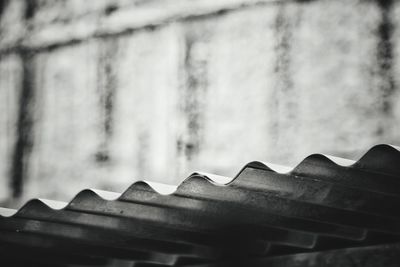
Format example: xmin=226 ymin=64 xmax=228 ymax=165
xmin=0 ymin=0 xmax=400 ymax=207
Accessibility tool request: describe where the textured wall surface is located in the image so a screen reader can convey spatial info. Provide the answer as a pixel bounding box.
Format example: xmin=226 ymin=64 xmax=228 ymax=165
xmin=0 ymin=0 xmax=400 ymax=206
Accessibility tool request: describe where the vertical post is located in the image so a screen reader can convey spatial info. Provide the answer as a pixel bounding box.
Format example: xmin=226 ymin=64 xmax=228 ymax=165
xmin=95 ymin=38 xmax=119 ymax=164
xmin=177 ymin=27 xmax=209 ymax=176
xmin=10 ymin=49 xmax=35 ymax=198
xmin=375 ymin=0 xmax=396 ymax=136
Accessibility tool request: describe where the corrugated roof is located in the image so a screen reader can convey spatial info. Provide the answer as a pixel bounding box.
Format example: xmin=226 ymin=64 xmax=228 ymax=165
xmin=1 ymin=144 xmax=400 ymax=266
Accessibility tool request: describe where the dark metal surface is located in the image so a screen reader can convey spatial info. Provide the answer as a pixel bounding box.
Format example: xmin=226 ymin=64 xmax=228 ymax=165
xmin=1 ymin=144 xmax=400 ymax=266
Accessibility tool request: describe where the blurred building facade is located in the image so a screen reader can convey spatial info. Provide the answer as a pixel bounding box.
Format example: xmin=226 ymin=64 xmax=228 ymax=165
xmin=0 ymin=0 xmax=400 ymax=206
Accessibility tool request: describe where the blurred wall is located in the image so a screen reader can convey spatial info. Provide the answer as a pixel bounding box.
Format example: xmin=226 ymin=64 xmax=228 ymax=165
xmin=1 ymin=0 xmax=400 ymax=206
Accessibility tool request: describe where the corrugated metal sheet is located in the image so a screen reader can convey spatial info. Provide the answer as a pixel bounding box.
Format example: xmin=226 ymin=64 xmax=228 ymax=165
xmin=1 ymin=144 xmax=400 ymax=266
